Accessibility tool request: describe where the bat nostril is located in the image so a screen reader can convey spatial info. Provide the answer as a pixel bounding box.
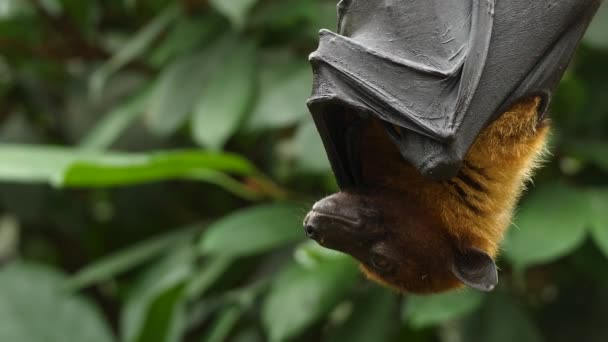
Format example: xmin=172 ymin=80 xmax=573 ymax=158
xmin=304 ymin=225 xmax=317 ymax=240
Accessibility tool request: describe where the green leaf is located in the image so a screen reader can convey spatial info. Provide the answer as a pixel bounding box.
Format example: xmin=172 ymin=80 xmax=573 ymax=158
xmin=90 ymin=5 xmax=180 ymax=98
xmin=192 ymin=40 xmax=257 ymax=150
xmin=145 ymin=37 xmax=234 ymax=136
xmin=404 ymin=289 xmax=485 ymax=329
xmin=292 ymin=120 xmax=331 ymax=173
xmin=66 ymin=225 xmax=201 ymax=290
xmin=0 ymin=263 xmax=114 ymax=342
xmin=199 ymin=203 xmax=305 ymax=257
xmin=210 ymin=0 xmax=258 ymax=29
xmin=62 ymin=151 xmax=255 ymax=187
xmin=293 ymin=240 xmax=350 ymax=268
xmin=121 ymin=247 xmax=195 ymax=342
xmin=0 ymin=0 xmax=33 ymax=19
xmin=462 ymin=292 xmax=542 ymax=342
xmin=185 ymin=257 xmax=234 ymax=300
xmin=327 ymin=287 xmax=398 ymax=342
xmin=505 ymin=183 xmax=589 ymax=269
xmin=0 ymin=144 xmax=79 ymax=184
xmin=245 ymin=53 xmax=311 ymax=131
xmin=588 ymin=190 xmax=608 ymax=258
xmin=584 ymin=2 xmax=608 ymax=50
xmin=262 ymin=255 xmax=358 ymax=342
xmin=0 ymin=144 xmax=254 ymax=183
xmin=80 ymin=87 xmax=151 ymax=150
xmin=134 ymin=284 xmax=187 ymax=342
xmin=70 ymin=166 xmax=260 ymax=200
xmin=203 ymin=305 xmax=245 ymax=342
xmin=201 ymin=281 xmax=267 ymax=341
xmin=149 ymin=15 xmax=224 ymax=67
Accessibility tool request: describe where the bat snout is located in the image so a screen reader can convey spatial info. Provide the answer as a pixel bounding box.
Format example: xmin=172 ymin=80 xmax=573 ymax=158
xmin=303 ymin=191 xmax=387 ymax=254
xmin=302 ymin=212 xmax=322 ymax=241
xmin=303 ymin=207 xmax=364 ymax=252
xmin=302 ymin=210 xmax=357 ymax=247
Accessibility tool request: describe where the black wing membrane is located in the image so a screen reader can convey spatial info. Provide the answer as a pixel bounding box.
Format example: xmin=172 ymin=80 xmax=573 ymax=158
xmin=308 ymin=0 xmax=601 ymax=187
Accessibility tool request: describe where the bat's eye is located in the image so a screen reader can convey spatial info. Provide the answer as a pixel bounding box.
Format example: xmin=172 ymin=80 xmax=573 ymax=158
xmin=371 ymin=253 xmax=393 ymax=272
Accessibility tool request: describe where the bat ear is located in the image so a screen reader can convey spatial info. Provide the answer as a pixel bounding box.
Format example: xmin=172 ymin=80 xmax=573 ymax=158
xmin=451 ymin=248 xmax=498 ymax=292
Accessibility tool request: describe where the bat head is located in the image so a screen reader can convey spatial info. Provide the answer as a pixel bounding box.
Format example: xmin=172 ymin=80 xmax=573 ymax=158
xmin=303 ymin=190 xmax=497 ymax=293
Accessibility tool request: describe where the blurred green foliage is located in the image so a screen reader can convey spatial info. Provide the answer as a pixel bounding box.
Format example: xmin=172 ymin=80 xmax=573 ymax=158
xmin=0 ymin=0 xmax=607 ymax=341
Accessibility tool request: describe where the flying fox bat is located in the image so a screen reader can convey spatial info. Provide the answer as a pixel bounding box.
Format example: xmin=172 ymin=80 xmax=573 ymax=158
xmin=303 ymin=0 xmax=601 ymax=293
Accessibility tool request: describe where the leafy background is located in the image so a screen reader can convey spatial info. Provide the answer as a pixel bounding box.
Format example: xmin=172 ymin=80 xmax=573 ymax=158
xmin=0 ymin=0 xmax=607 ymax=341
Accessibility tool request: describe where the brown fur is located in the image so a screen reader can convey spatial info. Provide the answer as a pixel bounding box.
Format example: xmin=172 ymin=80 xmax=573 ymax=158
xmin=358 ymin=190 xmax=465 ymax=293
xmin=357 ymin=97 xmax=549 ymax=291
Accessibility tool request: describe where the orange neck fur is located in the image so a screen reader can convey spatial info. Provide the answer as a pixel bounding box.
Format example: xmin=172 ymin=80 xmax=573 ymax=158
xmin=359 ymin=97 xmax=549 ymax=257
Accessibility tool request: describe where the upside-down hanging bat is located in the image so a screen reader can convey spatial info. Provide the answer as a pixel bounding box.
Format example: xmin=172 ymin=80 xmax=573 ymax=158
xmin=303 ymin=0 xmax=602 ymax=293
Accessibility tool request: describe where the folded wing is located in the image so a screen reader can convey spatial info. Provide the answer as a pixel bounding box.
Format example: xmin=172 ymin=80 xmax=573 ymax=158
xmin=308 ymin=0 xmax=601 ymax=186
